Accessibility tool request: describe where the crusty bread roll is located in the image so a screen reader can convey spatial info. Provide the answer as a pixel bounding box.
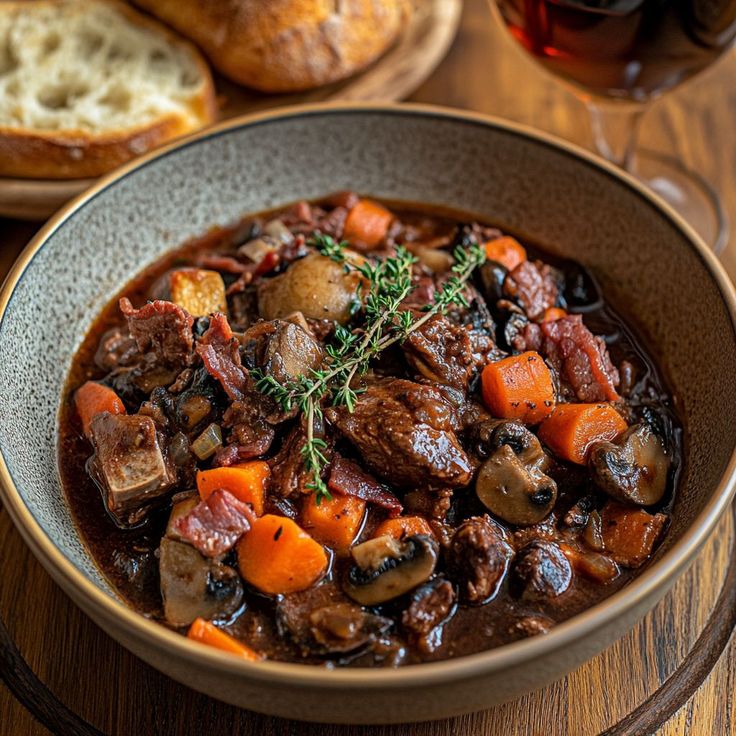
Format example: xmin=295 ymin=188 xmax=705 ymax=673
xmin=132 ymin=0 xmax=411 ymax=93
xmin=0 ymin=0 xmax=216 ymax=179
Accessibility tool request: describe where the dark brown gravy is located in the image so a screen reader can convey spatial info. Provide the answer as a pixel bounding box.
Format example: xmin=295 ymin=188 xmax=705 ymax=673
xmin=58 ymin=201 xmax=682 ymax=666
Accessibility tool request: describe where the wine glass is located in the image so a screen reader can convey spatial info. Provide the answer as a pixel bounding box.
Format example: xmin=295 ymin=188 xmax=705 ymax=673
xmin=486 ymin=0 xmax=736 ymax=252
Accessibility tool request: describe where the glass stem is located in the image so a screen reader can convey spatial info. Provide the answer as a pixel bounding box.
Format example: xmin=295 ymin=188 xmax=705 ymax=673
xmin=586 ymin=100 xmax=645 ymax=171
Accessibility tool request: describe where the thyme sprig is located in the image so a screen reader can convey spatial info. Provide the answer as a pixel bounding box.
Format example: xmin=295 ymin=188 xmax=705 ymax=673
xmin=251 ymin=233 xmax=485 ymax=504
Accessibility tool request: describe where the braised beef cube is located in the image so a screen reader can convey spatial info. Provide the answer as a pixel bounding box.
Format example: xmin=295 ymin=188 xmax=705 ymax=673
xmin=326 ymin=378 xmax=472 ymax=489
xmin=401 ymin=578 xmax=456 ymax=652
xmin=446 ymin=516 xmax=513 ymax=604
xmin=89 ymin=413 xmax=176 ymax=526
xmin=512 ymin=541 xmax=573 ymax=600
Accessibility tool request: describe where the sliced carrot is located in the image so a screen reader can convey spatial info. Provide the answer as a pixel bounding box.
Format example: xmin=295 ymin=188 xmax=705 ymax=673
xmin=484 ymin=236 xmax=527 ymax=271
xmin=196 ymin=461 xmax=269 ymax=516
xmin=373 ymin=516 xmax=434 ymax=540
xmin=540 ymin=307 xmax=567 ymax=323
xmin=480 ymin=351 xmax=556 ymax=425
xmin=301 ymin=493 xmax=366 ymax=551
xmin=538 ymin=403 xmax=627 ymax=464
xmin=74 ymin=381 xmax=126 ymax=437
xmin=187 ymin=618 xmax=263 ymax=661
xmin=237 ymin=515 xmax=328 ymax=595
xmin=343 ymin=198 xmax=393 ymax=249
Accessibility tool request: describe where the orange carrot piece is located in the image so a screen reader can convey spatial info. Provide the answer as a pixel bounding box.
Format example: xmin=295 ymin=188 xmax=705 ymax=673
xmin=237 ymin=515 xmax=328 ymax=595
xmin=74 ymin=381 xmax=126 ymax=437
xmin=197 ymin=461 xmax=269 ymax=516
xmin=540 ymin=307 xmax=567 ymax=323
xmin=484 ymin=236 xmax=527 ymax=271
xmin=600 ymin=502 xmax=667 ymax=568
xmin=343 ymin=199 xmax=393 ymax=249
xmin=373 ymin=516 xmax=434 ymax=540
xmin=187 ymin=618 xmax=263 ymax=661
xmin=538 ymin=403 xmax=627 ymax=464
xmin=480 ymin=351 xmax=556 ymax=425
xmin=301 ymin=493 xmax=366 ymax=550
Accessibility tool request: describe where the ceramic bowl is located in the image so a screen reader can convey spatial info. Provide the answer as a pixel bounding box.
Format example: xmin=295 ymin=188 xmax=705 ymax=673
xmin=1 ymin=104 xmax=735 ymax=724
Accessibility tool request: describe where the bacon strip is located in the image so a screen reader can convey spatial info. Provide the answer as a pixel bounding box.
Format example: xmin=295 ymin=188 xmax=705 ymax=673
xmin=328 ymin=456 xmax=403 ymax=517
xmin=195 ymin=313 xmax=247 ymax=401
xmin=119 ymin=298 xmax=193 ymax=367
xmin=173 ymin=489 xmax=255 ymax=557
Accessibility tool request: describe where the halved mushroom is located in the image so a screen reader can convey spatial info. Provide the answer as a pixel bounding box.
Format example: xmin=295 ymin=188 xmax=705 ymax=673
xmin=159 ymin=497 xmax=243 ymax=627
xmin=589 ymin=423 xmax=670 ymax=506
xmin=473 ymin=421 xmax=557 ymax=526
xmin=344 ymin=535 xmax=439 ymax=606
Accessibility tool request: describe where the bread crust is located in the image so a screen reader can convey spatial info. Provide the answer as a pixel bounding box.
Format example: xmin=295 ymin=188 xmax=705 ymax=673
xmin=132 ymin=0 xmax=411 ymax=93
xmin=0 ymin=0 xmax=217 ymax=179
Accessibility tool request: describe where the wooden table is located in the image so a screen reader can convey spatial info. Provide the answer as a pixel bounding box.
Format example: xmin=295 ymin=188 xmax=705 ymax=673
xmin=2 ymin=0 xmax=736 ymax=732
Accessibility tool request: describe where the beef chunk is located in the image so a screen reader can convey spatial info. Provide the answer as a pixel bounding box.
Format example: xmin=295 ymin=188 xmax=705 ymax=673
xmin=269 ymin=424 xmax=322 ymax=498
xmin=446 ymin=516 xmax=513 ymax=604
xmin=326 ymin=378 xmax=472 ymax=489
xmin=401 ymin=578 xmax=455 ymax=652
xmin=600 ymin=502 xmax=667 ymax=568
xmin=195 ymin=313 xmax=247 ymax=401
xmin=402 ymin=313 xmax=492 ymax=391
xmin=276 ymin=583 xmax=391 ymax=657
xmin=89 ymin=413 xmax=176 ymax=526
xmin=327 ymin=455 xmax=403 ymax=517
xmin=512 ymin=541 xmax=573 ymax=600
xmin=173 ymin=489 xmax=255 ymax=557
xmin=119 ymin=298 xmax=194 ymax=368
xmin=214 ymin=398 xmax=276 ymax=466
xmin=504 ymin=260 xmax=560 ymax=320
xmin=94 ymin=327 xmax=138 ymax=371
xmin=513 ymin=315 xmax=620 ymax=402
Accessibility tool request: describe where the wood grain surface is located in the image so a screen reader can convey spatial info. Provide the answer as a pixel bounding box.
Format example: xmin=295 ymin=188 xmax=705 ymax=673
xmin=3 ymin=0 xmax=736 ymax=733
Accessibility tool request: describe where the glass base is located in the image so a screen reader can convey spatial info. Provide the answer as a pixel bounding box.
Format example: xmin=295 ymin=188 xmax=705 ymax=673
xmin=629 ymin=149 xmax=729 ymax=254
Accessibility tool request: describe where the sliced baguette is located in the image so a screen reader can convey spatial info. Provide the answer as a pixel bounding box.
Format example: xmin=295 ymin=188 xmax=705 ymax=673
xmin=0 ymin=0 xmax=216 ymax=179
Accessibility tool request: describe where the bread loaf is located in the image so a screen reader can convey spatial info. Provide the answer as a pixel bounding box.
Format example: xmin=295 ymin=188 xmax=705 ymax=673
xmin=132 ymin=0 xmax=411 ymax=93
xmin=0 ymin=0 xmax=216 ymax=179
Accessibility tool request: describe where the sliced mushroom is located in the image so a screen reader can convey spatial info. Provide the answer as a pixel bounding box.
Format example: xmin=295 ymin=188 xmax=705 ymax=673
xmin=589 ymin=423 xmax=670 ymax=506
xmin=473 ymin=421 xmax=557 ymax=526
xmin=512 ymin=541 xmax=573 ymax=600
xmin=344 ymin=535 xmax=439 ymax=606
xmin=158 ymin=498 xmax=244 ymax=627
xmin=276 ymin=583 xmax=391 ymax=657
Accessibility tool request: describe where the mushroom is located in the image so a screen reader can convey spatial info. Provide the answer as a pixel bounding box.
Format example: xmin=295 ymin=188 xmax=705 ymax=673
xmin=472 ymin=420 xmax=558 ymax=526
xmin=512 ymin=541 xmax=573 ymax=600
xmin=276 ymin=582 xmax=391 ymax=657
xmin=589 ymin=423 xmax=670 ymax=506
xmin=343 ymin=535 xmax=439 ymax=606
xmin=159 ymin=497 xmax=243 ymax=627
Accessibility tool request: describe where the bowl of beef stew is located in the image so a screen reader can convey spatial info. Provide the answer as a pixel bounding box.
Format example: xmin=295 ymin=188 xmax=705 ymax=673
xmin=1 ymin=104 xmax=735 ymax=723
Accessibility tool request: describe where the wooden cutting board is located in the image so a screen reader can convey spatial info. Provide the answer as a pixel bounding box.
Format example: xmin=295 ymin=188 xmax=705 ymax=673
xmin=0 ymin=0 xmax=462 ymax=220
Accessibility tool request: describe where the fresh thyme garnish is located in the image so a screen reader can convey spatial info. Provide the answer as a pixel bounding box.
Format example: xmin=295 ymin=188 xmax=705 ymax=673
xmin=252 ymin=233 xmax=486 ymax=504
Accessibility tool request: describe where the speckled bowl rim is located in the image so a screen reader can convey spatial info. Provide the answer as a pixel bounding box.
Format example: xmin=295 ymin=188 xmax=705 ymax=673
xmin=1 ymin=103 xmax=736 ymax=689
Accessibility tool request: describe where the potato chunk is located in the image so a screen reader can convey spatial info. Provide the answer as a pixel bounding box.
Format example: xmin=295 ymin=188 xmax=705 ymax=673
xmin=169 ymin=268 xmax=227 ymax=317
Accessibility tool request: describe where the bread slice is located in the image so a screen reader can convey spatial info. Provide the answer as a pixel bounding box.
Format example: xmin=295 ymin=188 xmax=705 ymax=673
xmin=0 ymin=0 xmax=216 ymax=179
xmin=132 ymin=0 xmax=411 ymax=93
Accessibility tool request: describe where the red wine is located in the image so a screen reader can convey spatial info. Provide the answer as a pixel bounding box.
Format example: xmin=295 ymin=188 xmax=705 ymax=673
xmin=494 ymin=0 xmax=736 ymax=100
